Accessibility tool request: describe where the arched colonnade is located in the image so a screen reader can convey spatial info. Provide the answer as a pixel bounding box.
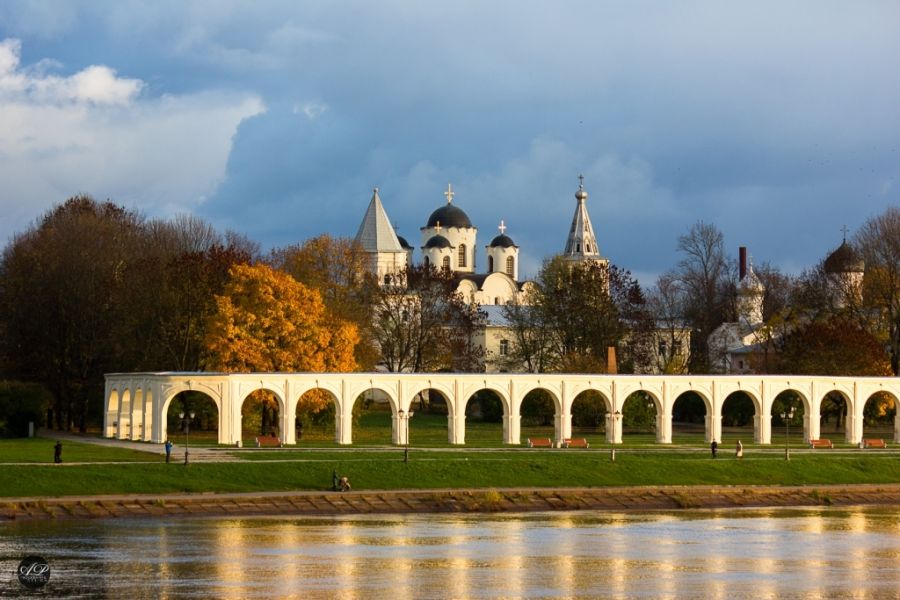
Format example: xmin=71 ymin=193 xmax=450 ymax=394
xmin=104 ymin=372 xmax=900 ymax=446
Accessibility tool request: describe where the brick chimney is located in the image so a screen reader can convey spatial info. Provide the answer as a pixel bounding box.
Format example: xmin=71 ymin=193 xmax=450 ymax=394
xmin=739 ymin=246 xmax=747 ymax=280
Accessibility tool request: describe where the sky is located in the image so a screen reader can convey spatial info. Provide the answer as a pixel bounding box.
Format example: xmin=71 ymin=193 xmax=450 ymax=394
xmin=1 ymin=1 xmax=898 ymax=284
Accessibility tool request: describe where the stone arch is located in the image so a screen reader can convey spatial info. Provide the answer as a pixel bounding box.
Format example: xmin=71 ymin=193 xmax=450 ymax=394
xmin=239 ymin=386 xmax=287 ymax=444
xmin=351 ymin=386 xmax=399 ymax=445
xmin=671 ymin=390 xmax=712 ymax=443
xmin=294 ymin=387 xmax=340 ymax=444
xmin=819 ymin=388 xmax=851 ymax=441
xmin=621 ymin=390 xmax=659 ymax=440
xmin=770 ymin=388 xmax=810 ymax=444
xmin=164 ymin=390 xmax=220 ymax=446
xmin=862 ymin=390 xmax=898 ymax=442
xmin=517 ymin=386 xmax=562 ymax=415
xmin=117 ymin=388 xmax=133 ymax=440
xmin=570 ymin=388 xmax=612 ymax=445
xmin=402 ymin=387 xmax=451 ymax=446
xmin=105 ymin=388 xmax=121 ymax=437
xmin=721 ymin=391 xmax=760 ymax=443
xmin=463 ymin=387 xmax=509 ymax=445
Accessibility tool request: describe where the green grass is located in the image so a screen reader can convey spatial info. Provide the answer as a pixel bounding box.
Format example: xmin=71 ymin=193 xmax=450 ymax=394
xmin=0 ymin=437 xmax=158 ymax=463
xmin=1 ymin=448 xmax=898 ymax=498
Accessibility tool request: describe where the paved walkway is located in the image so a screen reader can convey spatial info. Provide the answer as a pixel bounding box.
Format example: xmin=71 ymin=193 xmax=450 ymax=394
xmin=44 ymin=431 xmax=240 ymax=462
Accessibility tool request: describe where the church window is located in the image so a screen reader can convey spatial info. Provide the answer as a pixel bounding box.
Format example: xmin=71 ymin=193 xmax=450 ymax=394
xmin=586 ymin=243 xmax=591 ymax=252
xmin=424 ymin=256 xmax=430 ymax=267
xmin=505 ymin=256 xmax=514 ymax=276
xmin=499 ymin=339 xmax=509 ymax=356
xmin=738 ymin=360 xmax=745 ymax=370
xmin=384 ymin=274 xmax=392 ymax=285
xmin=442 ymin=256 xmax=450 ymax=270
xmin=458 ymin=244 xmax=467 ymax=267
xmin=658 ymin=341 xmax=667 ymax=357
xmin=673 ymin=341 xmax=683 ymax=355
xmin=488 ymin=255 xmax=494 ymax=272
xmin=576 ymin=243 xmax=581 ymax=252
xmin=494 ymin=297 xmax=501 ymax=305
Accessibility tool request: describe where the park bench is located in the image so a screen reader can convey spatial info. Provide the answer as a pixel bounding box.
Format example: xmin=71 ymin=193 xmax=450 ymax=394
xmin=809 ymin=439 xmax=833 ymax=449
xmin=527 ymin=437 xmax=553 ymax=448
xmin=255 ymin=435 xmax=282 ymax=448
xmin=863 ymin=438 xmax=887 ymax=448
xmin=563 ymin=438 xmax=590 ymax=449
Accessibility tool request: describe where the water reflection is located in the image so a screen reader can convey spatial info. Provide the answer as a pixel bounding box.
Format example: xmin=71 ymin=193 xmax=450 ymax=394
xmin=2 ymin=507 xmax=900 ymax=598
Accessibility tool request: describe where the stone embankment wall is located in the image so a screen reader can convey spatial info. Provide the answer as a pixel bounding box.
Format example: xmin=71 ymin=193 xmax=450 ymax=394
xmin=3 ymin=484 xmax=900 ymax=521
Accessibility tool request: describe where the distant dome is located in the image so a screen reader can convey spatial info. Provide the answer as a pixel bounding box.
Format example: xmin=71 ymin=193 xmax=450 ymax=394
xmin=397 ymin=235 xmax=413 ymax=250
xmin=424 ymin=234 xmax=452 ymax=249
xmin=824 ymin=241 xmax=864 ymax=273
xmin=489 ymin=234 xmax=517 ymax=248
xmin=426 ymin=204 xmax=473 ymax=229
xmin=739 ymin=266 xmax=764 ymax=294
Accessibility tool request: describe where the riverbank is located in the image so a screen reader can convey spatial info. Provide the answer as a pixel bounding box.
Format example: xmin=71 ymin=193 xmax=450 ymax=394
xmin=3 ymin=483 xmax=900 ymax=521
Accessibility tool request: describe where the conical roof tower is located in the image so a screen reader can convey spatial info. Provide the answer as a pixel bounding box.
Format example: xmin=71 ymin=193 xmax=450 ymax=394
xmin=354 ymin=188 xmax=408 ymax=284
xmin=563 ymin=175 xmax=604 ymax=262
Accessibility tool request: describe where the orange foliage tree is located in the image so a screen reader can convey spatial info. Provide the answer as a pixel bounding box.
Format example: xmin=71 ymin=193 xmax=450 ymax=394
xmin=203 ymin=263 xmax=358 ymax=428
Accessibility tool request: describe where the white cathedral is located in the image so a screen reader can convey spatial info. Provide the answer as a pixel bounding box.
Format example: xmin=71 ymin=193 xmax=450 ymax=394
xmin=354 ymin=177 xmax=606 ymax=306
xmin=354 ymin=177 xmax=614 ymax=372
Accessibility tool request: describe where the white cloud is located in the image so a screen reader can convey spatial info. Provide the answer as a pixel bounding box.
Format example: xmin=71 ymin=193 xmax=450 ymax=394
xmin=0 ymin=38 xmax=142 ymax=105
xmin=0 ymin=39 xmax=265 ymax=241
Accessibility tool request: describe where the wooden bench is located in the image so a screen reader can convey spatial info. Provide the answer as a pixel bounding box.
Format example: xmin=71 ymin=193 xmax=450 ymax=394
xmin=255 ymin=435 xmax=282 ymax=448
xmin=809 ymin=439 xmax=833 ymax=449
xmin=564 ymin=438 xmax=590 ymax=448
xmin=527 ymin=438 xmax=553 ymax=448
xmin=863 ymin=438 xmax=887 ymax=448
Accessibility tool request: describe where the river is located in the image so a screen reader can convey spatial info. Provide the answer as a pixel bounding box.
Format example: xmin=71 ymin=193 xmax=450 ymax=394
xmin=2 ymin=507 xmax=899 ymax=598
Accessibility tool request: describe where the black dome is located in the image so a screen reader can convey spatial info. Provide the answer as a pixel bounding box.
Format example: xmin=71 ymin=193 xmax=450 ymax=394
xmin=824 ymin=241 xmax=864 ymax=273
xmin=397 ymin=235 xmax=412 ymax=250
xmin=426 ymin=204 xmax=472 ymax=228
xmin=424 ymin=234 xmax=452 ymax=249
xmin=489 ymin=234 xmax=516 ymax=248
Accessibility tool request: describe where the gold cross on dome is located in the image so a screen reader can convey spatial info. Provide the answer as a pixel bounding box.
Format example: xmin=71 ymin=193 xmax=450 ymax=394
xmin=435 ymin=221 xmax=442 ymax=232
xmin=444 ymin=183 xmax=454 ymax=204
xmin=578 ymin=174 xmax=585 ymax=189
xmin=498 ymin=220 xmax=507 ymax=234
xmin=841 ymin=225 xmax=849 ymax=241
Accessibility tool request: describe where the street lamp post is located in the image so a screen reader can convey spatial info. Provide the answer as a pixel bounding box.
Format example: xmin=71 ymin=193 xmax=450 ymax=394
xmin=780 ymin=406 xmax=796 ymax=461
xmin=179 ymin=411 xmax=195 ymax=465
xmin=399 ymin=408 xmax=414 ymax=463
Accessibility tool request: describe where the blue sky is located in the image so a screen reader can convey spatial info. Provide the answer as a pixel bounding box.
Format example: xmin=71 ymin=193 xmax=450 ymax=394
xmin=1 ymin=1 xmax=898 ymax=283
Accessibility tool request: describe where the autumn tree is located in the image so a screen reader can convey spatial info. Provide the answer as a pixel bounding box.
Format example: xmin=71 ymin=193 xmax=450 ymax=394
xmin=122 ymin=215 xmax=254 ymax=372
xmin=270 ymin=235 xmax=378 ymax=369
xmin=370 ymin=264 xmax=486 ymax=373
xmin=203 ymin=263 xmax=359 ymax=434
xmin=777 ymin=316 xmax=892 ymax=377
xmin=856 ymin=206 xmax=900 ymax=375
xmin=0 ymin=196 xmax=144 ymax=431
xmin=501 ymin=257 xmax=651 ymax=373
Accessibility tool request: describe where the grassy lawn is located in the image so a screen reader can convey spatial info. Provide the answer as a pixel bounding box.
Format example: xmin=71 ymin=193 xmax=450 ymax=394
xmin=0 ymin=437 xmax=158 ymax=463
xmin=0 ymin=448 xmax=898 ymax=498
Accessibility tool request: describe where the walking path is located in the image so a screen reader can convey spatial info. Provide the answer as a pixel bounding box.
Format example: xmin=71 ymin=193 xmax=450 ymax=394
xmin=45 ymin=431 xmax=240 ymax=462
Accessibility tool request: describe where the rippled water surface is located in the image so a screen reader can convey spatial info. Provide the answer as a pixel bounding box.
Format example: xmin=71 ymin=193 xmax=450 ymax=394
xmin=2 ymin=507 xmax=900 ymax=598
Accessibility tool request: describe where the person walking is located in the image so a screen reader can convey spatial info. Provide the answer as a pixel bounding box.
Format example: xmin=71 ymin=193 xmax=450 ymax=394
xmin=710 ymin=440 xmax=718 ymax=458
xmin=164 ymin=440 xmax=173 ymax=463
xmin=53 ymin=441 xmax=62 ymax=464
xmin=736 ymin=440 xmax=744 ymax=459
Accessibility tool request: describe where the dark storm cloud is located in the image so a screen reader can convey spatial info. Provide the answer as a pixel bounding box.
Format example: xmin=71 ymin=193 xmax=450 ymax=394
xmin=1 ymin=1 xmax=898 ymax=281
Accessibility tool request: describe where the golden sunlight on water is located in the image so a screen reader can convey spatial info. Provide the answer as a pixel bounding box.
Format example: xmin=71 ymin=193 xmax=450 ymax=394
xmin=2 ymin=507 xmax=900 ymax=598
